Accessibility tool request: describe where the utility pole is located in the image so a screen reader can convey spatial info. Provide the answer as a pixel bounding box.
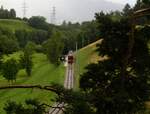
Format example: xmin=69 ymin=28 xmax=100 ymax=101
xmin=82 ymin=38 xmax=84 ymax=48
xmin=76 ymin=42 xmax=78 ymax=52
xmin=74 ymin=42 xmax=78 ymax=88
xmin=51 ymin=6 xmax=56 ymax=24
xmin=22 ymin=0 xmax=27 ymax=18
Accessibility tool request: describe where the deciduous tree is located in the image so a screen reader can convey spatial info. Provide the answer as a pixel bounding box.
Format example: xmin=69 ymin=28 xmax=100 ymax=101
xmin=20 ymin=43 xmax=33 ymax=76
xmin=28 ymin=16 xmax=49 ymax=30
xmin=43 ymin=31 xmax=64 ymax=65
xmin=2 ymin=59 xmax=19 ymax=83
xmin=4 ymin=99 xmax=45 ymax=114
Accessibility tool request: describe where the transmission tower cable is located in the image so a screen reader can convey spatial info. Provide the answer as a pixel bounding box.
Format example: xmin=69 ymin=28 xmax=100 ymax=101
xmin=51 ymin=6 xmax=56 ymax=24
xmin=22 ymin=0 xmax=27 ymax=18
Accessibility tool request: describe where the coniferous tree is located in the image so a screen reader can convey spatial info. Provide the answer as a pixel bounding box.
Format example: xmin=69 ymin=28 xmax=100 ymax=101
xmin=0 ymin=6 xmax=16 ymax=19
xmin=9 ymin=9 xmax=16 ymax=18
xmin=123 ymin=4 xmax=132 ymax=17
xmin=79 ymin=11 xmax=150 ymax=114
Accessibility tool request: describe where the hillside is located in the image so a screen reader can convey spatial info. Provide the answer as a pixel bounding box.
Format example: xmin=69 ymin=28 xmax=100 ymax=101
xmin=74 ymin=39 xmax=107 ymax=89
xmin=0 ymin=19 xmax=34 ymax=32
xmin=0 ymin=19 xmax=66 ymax=114
xmin=0 ymin=52 xmax=65 ymax=113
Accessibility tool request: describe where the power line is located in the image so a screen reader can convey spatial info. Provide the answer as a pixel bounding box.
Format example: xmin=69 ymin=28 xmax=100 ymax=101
xmin=22 ymin=0 xmax=27 ymax=18
xmin=50 ymin=6 xmax=56 ymax=24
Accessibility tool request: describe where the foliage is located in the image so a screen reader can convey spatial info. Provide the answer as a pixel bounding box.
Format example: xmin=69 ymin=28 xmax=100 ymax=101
xmin=123 ymin=4 xmax=132 ymax=17
xmin=0 ymin=27 xmax=19 ymax=54
xmin=9 ymin=9 xmax=16 ymax=18
xmin=0 ymin=53 xmax=65 ymax=113
xmin=43 ymin=30 xmax=64 ymax=65
xmin=134 ymin=0 xmax=150 ymax=24
xmin=35 ymin=45 xmax=44 ymax=53
xmin=0 ymin=35 xmax=19 ymax=54
xmin=0 ymin=12 xmax=99 ymax=55
xmin=76 ymin=21 xmax=99 ymax=49
xmin=2 ymin=59 xmax=19 ymax=83
xmin=109 ymin=11 xmax=123 ymax=21
xmin=28 ymin=16 xmax=49 ymax=30
xmin=15 ymin=29 xmax=48 ymax=48
xmin=4 ymin=99 xmax=45 ymax=114
xmin=25 ymin=41 xmax=36 ymax=55
xmin=31 ymin=29 xmax=48 ymax=44
xmin=0 ymin=6 xmax=16 ymax=19
xmin=0 ymin=54 xmax=2 ymax=71
xmin=79 ymin=11 xmax=150 ymax=114
xmin=20 ymin=42 xmax=33 ymax=76
xmin=15 ymin=29 xmax=32 ymax=48
xmin=58 ymin=21 xmax=99 ymax=54
xmin=56 ymin=89 xmax=94 ymax=114
xmin=134 ymin=0 xmax=150 ymax=10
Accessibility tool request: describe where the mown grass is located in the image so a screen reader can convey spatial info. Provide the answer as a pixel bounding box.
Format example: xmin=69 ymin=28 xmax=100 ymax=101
xmin=74 ymin=39 xmax=104 ymax=89
xmin=0 ymin=52 xmax=65 ymax=114
xmin=0 ymin=19 xmax=34 ymax=32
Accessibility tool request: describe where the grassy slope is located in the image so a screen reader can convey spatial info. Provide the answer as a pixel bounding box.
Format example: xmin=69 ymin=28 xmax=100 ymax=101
xmin=0 ymin=19 xmax=64 ymax=113
xmin=0 ymin=19 xmax=34 ymax=32
xmin=0 ymin=53 xmax=65 ymax=114
xmin=74 ymin=39 xmax=107 ymax=89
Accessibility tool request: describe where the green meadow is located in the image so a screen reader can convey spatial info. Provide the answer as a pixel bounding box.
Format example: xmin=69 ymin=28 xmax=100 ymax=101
xmin=0 ymin=52 xmax=65 ymax=113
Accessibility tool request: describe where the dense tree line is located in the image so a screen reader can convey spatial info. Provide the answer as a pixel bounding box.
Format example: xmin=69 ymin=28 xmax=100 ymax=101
xmin=28 ymin=16 xmax=49 ymax=30
xmin=26 ymin=16 xmax=100 ymax=61
xmin=0 ymin=6 xmax=16 ymax=19
xmin=56 ymin=21 xmax=99 ymax=54
xmin=15 ymin=29 xmax=48 ymax=48
xmin=0 ymin=27 xmax=19 ymax=55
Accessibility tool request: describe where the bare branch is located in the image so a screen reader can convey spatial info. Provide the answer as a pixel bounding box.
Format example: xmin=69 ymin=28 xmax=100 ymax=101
xmin=0 ymin=85 xmax=58 ymax=93
xmin=133 ymin=7 xmax=150 ymax=18
xmin=134 ymin=7 xmax=150 ymax=15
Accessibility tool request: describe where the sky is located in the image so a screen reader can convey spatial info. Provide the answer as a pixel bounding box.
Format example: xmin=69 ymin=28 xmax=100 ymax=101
xmin=106 ymin=0 xmax=136 ymax=5
xmin=0 ymin=0 xmax=136 ymax=24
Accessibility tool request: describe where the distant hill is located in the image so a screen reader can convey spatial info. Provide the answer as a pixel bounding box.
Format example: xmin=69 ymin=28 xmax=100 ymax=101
xmin=0 ymin=19 xmax=34 ymax=32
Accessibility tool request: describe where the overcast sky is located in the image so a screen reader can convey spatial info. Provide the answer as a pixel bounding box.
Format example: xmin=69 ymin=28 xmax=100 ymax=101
xmin=0 ymin=0 xmax=136 ymax=24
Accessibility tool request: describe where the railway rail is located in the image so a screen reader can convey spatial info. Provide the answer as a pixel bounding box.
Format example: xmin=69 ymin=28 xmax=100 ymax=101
xmin=48 ymin=60 xmax=74 ymax=114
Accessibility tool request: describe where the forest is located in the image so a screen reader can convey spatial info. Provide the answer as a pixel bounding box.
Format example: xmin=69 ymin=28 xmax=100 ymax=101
xmin=0 ymin=0 xmax=150 ymax=114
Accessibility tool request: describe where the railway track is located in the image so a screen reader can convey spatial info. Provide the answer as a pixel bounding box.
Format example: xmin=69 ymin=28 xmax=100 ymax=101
xmin=48 ymin=103 xmax=64 ymax=114
xmin=65 ymin=64 xmax=74 ymax=89
xmin=48 ymin=63 xmax=74 ymax=114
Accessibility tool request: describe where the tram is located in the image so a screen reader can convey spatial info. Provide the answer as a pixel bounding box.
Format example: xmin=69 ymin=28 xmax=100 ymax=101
xmin=68 ymin=51 xmax=74 ymax=64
